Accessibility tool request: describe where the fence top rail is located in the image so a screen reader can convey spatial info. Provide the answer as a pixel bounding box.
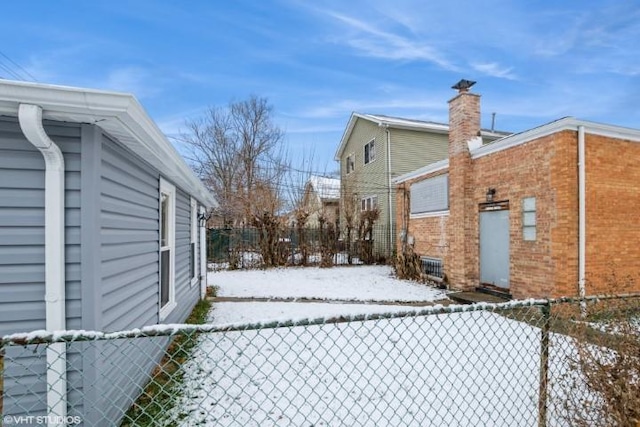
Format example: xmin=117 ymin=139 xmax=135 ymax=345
xmin=2 ymin=293 xmax=639 ymax=346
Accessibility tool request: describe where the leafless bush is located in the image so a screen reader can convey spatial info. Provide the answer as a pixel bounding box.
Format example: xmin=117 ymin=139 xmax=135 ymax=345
xmin=395 ymin=245 xmax=423 ymax=282
xmin=559 ymin=296 xmax=640 ymax=426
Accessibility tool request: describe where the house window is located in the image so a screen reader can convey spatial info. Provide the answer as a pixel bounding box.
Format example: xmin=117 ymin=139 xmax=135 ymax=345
xmin=346 ymin=153 xmax=355 ymax=174
xmin=160 ymin=179 xmax=176 ymax=320
xmin=410 ymin=174 xmax=449 ymax=215
xmin=364 ymin=139 xmax=376 ymax=164
xmin=523 ymin=197 xmax=536 ymax=241
xmin=190 ymin=197 xmax=198 ymax=287
xmin=361 ymin=195 xmax=378 ymax=211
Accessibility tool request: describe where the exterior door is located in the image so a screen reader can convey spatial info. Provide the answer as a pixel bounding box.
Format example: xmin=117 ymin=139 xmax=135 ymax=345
xmin=479 ymin=209 xmax=510 ymax=289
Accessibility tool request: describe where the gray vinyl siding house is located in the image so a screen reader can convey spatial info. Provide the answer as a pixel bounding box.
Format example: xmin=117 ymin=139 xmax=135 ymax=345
xmin=0 ymin=81 xmax=216 ymax=424
xmin=335 ymin=113 xmax=508 ymax=253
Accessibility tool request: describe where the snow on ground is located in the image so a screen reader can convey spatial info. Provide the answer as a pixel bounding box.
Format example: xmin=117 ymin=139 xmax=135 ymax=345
xmin=163 ymin=266 xmax=596 ymax=425
xmin=166 ymin=310 xmax=580 ymax=426
xmin=209 ymin=265 xmax=447 ymax=303
xmin=207 ymin=302 xmax=420 ymax=325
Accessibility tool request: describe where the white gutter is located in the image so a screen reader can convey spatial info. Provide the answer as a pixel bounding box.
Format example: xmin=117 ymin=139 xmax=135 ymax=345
xmin=578 ymin=125 xmax=586 ymax=300
xmin=199 ymin=206 xmax=207 ymax=299
xmin=385 ymin=126 xmax=394 ymax=254
xmin=18 ymin=104 xmax=67 ymax=423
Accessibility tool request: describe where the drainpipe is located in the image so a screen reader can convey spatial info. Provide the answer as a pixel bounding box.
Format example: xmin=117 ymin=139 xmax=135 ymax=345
xmin=385 ymin=126 xmax=393 ymax=255
xmin=18 ymin=104 xmax=67 ymax=423
xmin=578 ymin=125 xmax=586 ymax=301
xmin=199 ymin=206 xmax=207 ymax=299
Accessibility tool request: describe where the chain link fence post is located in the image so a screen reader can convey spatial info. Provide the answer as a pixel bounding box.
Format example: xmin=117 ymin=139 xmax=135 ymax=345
xmin=537 ymin=301 xmax=551 ymax=427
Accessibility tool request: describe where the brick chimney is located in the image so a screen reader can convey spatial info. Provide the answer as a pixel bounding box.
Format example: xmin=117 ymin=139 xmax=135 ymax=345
xmin=447 ymin=79 xmax=480 ymax=290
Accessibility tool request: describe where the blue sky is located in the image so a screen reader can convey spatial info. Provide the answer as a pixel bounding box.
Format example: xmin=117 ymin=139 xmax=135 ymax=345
xmin=1 ymin=0 xmax=639 ymax=174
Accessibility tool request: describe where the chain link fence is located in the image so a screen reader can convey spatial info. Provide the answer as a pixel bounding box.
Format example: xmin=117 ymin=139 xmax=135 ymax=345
xmin=208 ymin=225 xmax=394 ymax=269
xmin=1 ymin=295 xmax=639 ymax=426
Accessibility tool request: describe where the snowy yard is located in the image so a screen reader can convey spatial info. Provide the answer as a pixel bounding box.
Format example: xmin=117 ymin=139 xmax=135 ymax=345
xmin=209 ymin=265 xmax=448 ymax=304
xmin=162 ymin=266 xmax=589 ymax=426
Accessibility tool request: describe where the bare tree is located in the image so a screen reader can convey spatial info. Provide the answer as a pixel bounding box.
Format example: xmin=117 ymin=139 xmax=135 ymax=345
xmin=181 ymin=95 xmax=287 ymax=226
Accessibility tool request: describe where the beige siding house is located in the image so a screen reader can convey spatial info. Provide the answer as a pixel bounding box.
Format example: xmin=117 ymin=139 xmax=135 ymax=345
xmin=301 ymin=175 xmax=340 ymax=226
xmin=335 ymin=113 xmax=507 ymax=253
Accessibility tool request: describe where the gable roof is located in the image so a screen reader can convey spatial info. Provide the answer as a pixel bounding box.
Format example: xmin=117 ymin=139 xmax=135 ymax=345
xmin=307 ymin=175 xmax=340 ymax=201
xmin=334 ymin=112 xmax=509 ymax=161
xmin=0 ymin=80 xmax=216 ymax=207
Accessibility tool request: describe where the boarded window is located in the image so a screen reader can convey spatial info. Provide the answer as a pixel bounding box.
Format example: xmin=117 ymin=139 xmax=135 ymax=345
xmin=410 ymin=174 xmax=449 ymax=215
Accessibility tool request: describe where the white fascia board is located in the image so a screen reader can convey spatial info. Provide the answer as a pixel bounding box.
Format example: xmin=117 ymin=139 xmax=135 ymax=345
xmin=335 ymin=112 xmax=360 ymax=161
xmin=0 ymin=80 xmax=217 ymax=208
xmin=394 ymin=159 xmax=449 ymax=184
xmin=471 ymin=117 xmax=640 ymax=160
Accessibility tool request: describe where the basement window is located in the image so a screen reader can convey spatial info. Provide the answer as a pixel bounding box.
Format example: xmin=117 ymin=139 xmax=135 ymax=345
xmin=522 ymin=197 xmax=536 ymax=241
xmin=421 ymin=256 xmax=444 ymax=279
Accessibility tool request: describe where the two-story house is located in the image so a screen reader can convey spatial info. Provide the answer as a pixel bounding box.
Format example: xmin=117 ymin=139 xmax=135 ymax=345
xmin=335 ymin=112 xmax=508 ymax=256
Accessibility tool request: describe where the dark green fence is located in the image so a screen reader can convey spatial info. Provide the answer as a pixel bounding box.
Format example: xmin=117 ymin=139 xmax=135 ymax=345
xmin=207 ymin=225 xmax=394 ymax=268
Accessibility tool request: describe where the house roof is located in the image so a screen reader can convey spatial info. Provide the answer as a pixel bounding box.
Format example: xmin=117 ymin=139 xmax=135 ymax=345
xmin=0 ymin=80 xmax=216 ymax=207
xmin=307 ymin=175 xmax=340 ymax=201
xmin=334 ymin=112 xmax=509 ymax=161
xmin=395 ymin=116 xmax=640 ymax=184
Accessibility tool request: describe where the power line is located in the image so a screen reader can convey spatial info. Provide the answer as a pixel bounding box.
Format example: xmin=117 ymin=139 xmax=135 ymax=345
xmin=0 ymin=50 xmax=38 ymax=82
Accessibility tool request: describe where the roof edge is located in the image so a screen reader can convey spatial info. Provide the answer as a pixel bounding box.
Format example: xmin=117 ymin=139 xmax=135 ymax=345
xmin=0 ymin=80 xmax=216 ymax=207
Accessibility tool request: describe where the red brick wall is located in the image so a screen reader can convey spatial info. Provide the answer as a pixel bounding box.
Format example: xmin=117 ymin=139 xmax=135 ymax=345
xmin=469 ymin=131 xmax=577 ymax=299
xmin=584 ymin=134 xmax=640 ymax=295
xmin=400 ymin=117 xmax=640 ymax=298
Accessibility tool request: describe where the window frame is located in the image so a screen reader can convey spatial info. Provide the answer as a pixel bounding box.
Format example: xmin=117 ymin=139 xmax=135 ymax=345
xmin=522 ymin=197 xmax=537 ymax=241
xmin=361 ymin=195 xmax=378 ymax=212
xmin=346 ymin=153 xmax=355 ymax=175
xmin=159 ymin=178 xmax=176 ymax=320
xmin=190 ymin=197 xmax=198 ymax=287
xmin=364 ymin=139 xmax=376 ymax=165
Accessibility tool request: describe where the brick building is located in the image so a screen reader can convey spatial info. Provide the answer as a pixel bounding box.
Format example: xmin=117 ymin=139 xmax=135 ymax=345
xmin=395 ymin=80 xmax=640 ymax=299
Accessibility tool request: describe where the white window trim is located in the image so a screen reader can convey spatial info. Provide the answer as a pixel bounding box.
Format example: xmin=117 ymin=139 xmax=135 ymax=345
xmin=410 ymin=210 xmax=450 ymax=219
xmin=190 ymin=197 xmax=198 ymax=287
xmin=364 ymin=139 xmax=376 ymax=165
xmin=361 ymin=195 xmax=378 ymax=211
xmin=159 ymin=178 xmax=176 ymax=320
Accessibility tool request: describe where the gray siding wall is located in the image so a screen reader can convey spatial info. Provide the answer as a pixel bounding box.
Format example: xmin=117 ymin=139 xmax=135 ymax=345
xmin=1 ymin=118 xmax=203 ymax=423
xmin=87 ymin=132 xmax=200 ymax=423
xmin=0 ymin=116 xmax=83 ymax=417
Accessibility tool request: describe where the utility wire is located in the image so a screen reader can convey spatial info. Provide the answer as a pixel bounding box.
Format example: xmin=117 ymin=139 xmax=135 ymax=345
xmin=0 ymin=50 xmax=38 ymax=82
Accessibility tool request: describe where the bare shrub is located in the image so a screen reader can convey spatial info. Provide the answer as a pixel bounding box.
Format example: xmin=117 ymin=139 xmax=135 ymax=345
xmin=559 ymin=296 xmax=640 ymax=426
xmin=395 ymin=245 xmax=423 ymax=282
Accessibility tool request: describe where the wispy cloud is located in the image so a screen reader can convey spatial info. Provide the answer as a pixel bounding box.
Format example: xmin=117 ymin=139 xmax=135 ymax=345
xmin=324 ymin=11 xmax=458 ymax=71
xmin=472 ymin=62 xmax=517 ymax=80
xmin=102 ymin=66 xmax=161 ymax=99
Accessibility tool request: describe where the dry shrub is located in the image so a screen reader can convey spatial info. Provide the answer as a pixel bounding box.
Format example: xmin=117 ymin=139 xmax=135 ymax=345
xmin=559 ymin=296 xmax=640 ymax=426
xmin=395 ymin=246 xmax=423 ymax=282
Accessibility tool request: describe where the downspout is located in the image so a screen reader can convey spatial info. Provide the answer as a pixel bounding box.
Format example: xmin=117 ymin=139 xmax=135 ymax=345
xmin=199 ymin=206 xmax=207 ymax=299
xmin=578 ymin=125 xmax=586 ymax=300
xmin=385 ymin=126 xmax=393 ymax=255
xmin=18 ymin=104 xmax=67 ymax=422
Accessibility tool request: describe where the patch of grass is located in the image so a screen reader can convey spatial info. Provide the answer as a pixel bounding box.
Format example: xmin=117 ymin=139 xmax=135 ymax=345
xmin=121 ymin=298 xmax=212 ymax=426
xmin=1 ymin=354 xmax=4 ymax=414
